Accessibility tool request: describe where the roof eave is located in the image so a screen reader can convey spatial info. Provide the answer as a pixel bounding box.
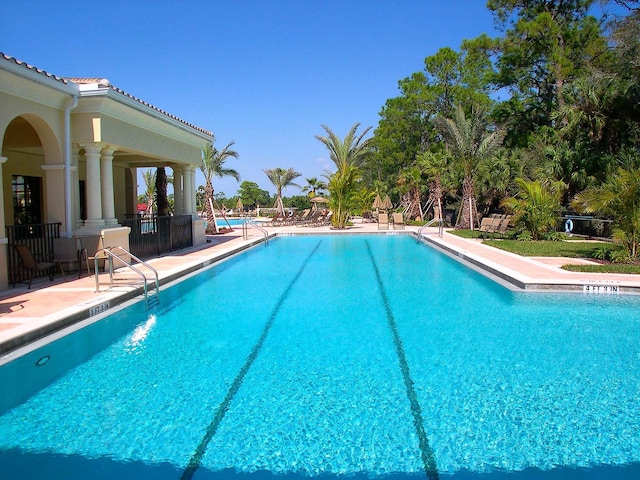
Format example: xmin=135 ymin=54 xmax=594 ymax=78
xmin=77 ymin=82 xmax=213 ymax=140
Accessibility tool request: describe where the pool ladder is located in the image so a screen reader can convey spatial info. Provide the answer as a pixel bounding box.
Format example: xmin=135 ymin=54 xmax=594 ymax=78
xmin=417 ymin=218 xmax=444 ymax=240
xmin=241 ymin=215 xmax=269 ymax=245
xmin=94 ymin=246 xmax=160 ymax=309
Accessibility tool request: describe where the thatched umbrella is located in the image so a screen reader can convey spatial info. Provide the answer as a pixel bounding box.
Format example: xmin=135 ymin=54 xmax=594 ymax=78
xmin=236 ymin=198 xmax=244 ymax=213
xmin=372 ymin=194 xmax=383 ymax=210
xmin=382 ymin=195 xmax=393 ymax=210
xmin=311 ymin=196 xmax=328 ymax=211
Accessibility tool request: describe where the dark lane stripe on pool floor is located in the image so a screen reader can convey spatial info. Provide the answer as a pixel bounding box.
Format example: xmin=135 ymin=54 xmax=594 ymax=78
xmin=365 ymin=240 xmax=440 ymax=480
xmin=180 ymin=240 xmax=323 ymax=480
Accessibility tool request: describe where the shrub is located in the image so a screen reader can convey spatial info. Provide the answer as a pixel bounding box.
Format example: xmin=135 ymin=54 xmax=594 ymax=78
xmin=592 ymin=244 xmax=630 ymax=263
xmin=543 ymin=231 xmax=568 ymax=242
xmin=516 ymin=230 xmax=533 ymax=241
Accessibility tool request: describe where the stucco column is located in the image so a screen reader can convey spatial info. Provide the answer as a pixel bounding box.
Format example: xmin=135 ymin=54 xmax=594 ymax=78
xmin=81 ymin=143 xmax=105 ymax=228
xmin=41 ymin=164 xmax=66 ymax=228
xmin=0 ymin=157 xmax=9 ymax=291
xmin=190 ymin=166 xmax=198 ymax=217
xmin=100 ymin=145 xmax=119 ymax=227
xmin=72 ymin=149 xmax=82 ymax=230
xmin=183 ymin=165 xmax=197 ymax=217
xmin=173 ymin=166 xmax=183 ymax=215
xmin=183 ymin=165 xmax=193 ymax=215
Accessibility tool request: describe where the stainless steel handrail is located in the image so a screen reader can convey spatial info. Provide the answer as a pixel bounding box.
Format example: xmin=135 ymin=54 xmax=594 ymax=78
xmin=241 ymin=215 xmax=269 ymax=244
xmin=94 ymin=246 xmax=160 ymax=308
xmin=417 ymin=218 xmax=443 ymax=239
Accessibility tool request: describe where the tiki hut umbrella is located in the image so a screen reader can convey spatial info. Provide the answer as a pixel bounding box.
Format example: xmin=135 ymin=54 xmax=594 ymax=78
xmin=236 ymin=198 xmax=244 ymax=214
xmin=311 ymin=196 xmax=328 ymax=211
xmin=382 ymin=195 xmax=393 ymax=211
xmin=372 ymin=194 xmax=383 ymax=212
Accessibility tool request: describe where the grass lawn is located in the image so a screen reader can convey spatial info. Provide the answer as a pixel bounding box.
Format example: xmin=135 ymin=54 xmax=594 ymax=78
xmin=562 ymin=264 xmax=640 ymax=274
xmin=450 ymin=230 xmax=640 ymax=274
xmin=483 ymin=239 xmax=599 ymax=257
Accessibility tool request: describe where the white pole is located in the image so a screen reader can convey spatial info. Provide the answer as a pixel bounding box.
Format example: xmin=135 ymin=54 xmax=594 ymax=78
xmin=208 ymin=198 xmax=219 ymax=234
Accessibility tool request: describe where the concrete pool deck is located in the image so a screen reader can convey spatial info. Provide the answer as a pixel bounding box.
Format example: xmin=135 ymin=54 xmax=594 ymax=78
xmin=1 ymin=222 xmax=639 ymax=357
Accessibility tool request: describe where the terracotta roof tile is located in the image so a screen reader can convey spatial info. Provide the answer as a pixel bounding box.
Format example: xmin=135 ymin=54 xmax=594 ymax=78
xmin=2 ymin=53 xmax=212 ymax=137
xmin=1 ymin=52 xmax=69 ymax=85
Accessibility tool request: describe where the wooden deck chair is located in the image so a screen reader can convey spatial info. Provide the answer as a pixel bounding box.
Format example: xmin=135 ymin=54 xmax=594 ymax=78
xmin=378 ymin=212 xmax=389 ymax=230
xmin=392 ymin=212 xmax=405 ymax=230
xmin=11 ymin=243 xmax=65 ymax=288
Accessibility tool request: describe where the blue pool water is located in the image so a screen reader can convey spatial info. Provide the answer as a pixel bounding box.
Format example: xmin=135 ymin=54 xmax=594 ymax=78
xmin=1 ymin=234 xmax=640 ymax=479
xmin=215 ymin=218 xmax=244 ymax=227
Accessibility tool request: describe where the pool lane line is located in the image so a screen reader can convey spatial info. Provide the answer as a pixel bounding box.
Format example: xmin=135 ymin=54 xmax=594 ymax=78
xmin=365 ymin=241 xmax=440 ymax=480
xmin=180 ymin=240 xmax=323 ymax=480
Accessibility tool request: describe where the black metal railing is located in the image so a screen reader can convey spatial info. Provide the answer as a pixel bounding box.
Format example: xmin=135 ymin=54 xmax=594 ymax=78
xmin=6 ymin=222 xmax=62 ymax=286
xmin=124 ymin=215 xmax=193 ymax=259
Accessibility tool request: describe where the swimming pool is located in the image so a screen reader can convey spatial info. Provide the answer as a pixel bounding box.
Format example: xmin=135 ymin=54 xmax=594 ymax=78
xmin=1 ymin=234 xmax=640 ymax=479
xmin=215 ymin=218 xmax=245 ymax=227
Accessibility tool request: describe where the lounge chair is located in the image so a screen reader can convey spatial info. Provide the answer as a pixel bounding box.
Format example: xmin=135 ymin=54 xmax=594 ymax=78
xmin=494 ymin=215 xmax=512 ymax=238
xmin=478 ymin=216 xmax=499 ymax=238
xmin=53 ymin=237 xmax=82 ymax=278
xmin=378 ymin=213 xmax=389 ymax=230
xmin=294 ymin=209 xmax=311 ymax=225
xmin=311 ymin=210 xmax=328 ymax=227
xmin=11 ymin=243 xmax=65 ymax=288
xmin=79 ymin=235 xmax=106 ymax=277
xmin=300 ymin=210 xmax=321 ymax=227
xmin=392 ymin=212 xmax=405 ymax=230
xmin=266 ymin=213 xmax=285 ymax=227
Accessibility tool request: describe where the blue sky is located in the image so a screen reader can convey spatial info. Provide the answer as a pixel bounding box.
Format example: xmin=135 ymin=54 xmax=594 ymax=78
xmin=2 ymin=0 xmax=500 ymax=198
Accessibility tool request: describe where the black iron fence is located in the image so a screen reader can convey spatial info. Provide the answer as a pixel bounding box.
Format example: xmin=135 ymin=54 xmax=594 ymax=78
xmin=124 ymin=214 xmax=193 ymax=259
xmin=6 ymin=222 xmax=61 ymax=286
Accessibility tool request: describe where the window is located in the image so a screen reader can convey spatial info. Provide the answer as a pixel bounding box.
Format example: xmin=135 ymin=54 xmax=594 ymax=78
xmin=12 ymin=175 xmax=42 ymax=225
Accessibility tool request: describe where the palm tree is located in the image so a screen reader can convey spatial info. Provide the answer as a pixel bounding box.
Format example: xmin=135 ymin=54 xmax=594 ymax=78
xmin=324 ymin=165 xmax=361 ymax=228
xmin=263 ymin=167 xmax=301 ymax=215
xmin=201 ymin=139 xmax=240 ymax=231
xmin=502 ymin=178 xmax=565 ymax=240
xmin=302 ymin=177 xmax=328 ymax=198
xmin=156 ymin=167 xmax=169 ymax=216
xmin=572 ymin=163 xmax=640 ymax=259
xmin=315 ymin=123 xmax=372 ymax=172
xmin=141 ymin=169 xmax=156 ymax=216
xmin=316 ymin=123 xmax=373 ymax=228
xmin=417 ymin=150 xmax=452 ymax=223
xmin=435 ymin=105 xmax=505 ymax=229
xmin=396 ymin=165 xmax=424 ymax=221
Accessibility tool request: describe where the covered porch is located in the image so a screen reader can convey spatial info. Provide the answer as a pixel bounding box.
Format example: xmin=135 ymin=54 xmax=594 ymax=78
xmin=0 ymin=53 xmax=212 ymax=290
